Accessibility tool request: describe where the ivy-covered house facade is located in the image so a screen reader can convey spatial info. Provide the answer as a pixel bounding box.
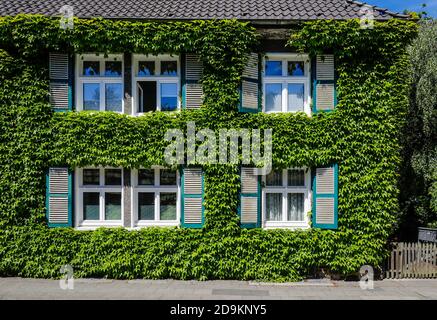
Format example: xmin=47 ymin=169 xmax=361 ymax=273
xmin=0 ymin=1 xmax=417 ymax=280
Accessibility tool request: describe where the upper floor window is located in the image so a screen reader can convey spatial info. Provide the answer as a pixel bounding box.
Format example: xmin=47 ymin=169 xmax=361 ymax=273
xmin=75 ymin=167 xmax=124 ymax=229
xmin=132 ymin=54 xmax=180 ymax=115
xmin=263 ymin=54 xmax=310 ymax=114
xmin=262 ymin=168 xmax=311 ymax=229
xmin=76 ymin=54 xmax=124 ymax=112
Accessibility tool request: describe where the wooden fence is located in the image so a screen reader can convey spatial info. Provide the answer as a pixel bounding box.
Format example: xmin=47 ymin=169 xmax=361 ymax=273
xmin=386 ymin=242 xmax=437 ymax=279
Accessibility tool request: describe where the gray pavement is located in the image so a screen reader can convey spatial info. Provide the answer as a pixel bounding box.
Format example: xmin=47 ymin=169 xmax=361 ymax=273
xmin=0 ymin=277 xmax=436 ymax=300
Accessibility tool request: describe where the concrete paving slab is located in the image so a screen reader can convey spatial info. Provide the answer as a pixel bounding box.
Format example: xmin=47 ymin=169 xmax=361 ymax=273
xmin=0 ymin=278 xmax=436 ymax=300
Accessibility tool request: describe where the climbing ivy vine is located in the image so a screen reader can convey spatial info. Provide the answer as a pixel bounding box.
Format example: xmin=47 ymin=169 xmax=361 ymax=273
xmin=0 ymin=15 xmax=417 ymax=280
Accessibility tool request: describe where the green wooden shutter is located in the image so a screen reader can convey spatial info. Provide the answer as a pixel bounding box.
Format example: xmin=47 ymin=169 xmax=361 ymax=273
xmin=46 ymin=167 xmax=73 ymax=227
xmin=312 ymin=164 xmax=338 ymax=229
xmin=239 ymin=167 xmax=261 ymax=228
xmin=49 ymin=53 xmax=73 ymax=111
xmin=312 ymin=55 xmax=336 ymax=113
xmin=182 ymin=54 xmax=203 ymax=109
xmin=239 ymin=53 xmax=260 ymax=112
xmin=181 ymin=168 xmax=204 ymax=228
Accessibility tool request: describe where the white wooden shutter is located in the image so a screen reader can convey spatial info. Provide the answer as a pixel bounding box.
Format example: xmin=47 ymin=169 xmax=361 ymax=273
xmin=182 ymin=168 xmax=204 ymax=227
xmin=46 ymin=167 xmax=72 ymax=227
xmin=49 ymin=53 xmax=71 ymax=111
xmin=240 ymin=167 xmax=260 ymax=227
xmin=240 ymin=53 xmax=259 ymax=112
xmin=184 ymin=54 xmax=203 ymax=109
xmin=314 ymin=55 xmax=336 ymax=112
xmin=312 ymin=164 xmax=338 ymax=229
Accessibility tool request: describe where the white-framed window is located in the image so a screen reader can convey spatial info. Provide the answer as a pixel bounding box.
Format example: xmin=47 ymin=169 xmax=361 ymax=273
xmin=75 ymin=167 xmax=124 ymax=229
xmin=132 ymin=54 xmax=180 ymax=115
xmin=76 ymin=54 xmax=124 ymax=112
xmin=262 ymin=168 xmax=311 ymax=229
xmin=263 ymin=53 xmax=311 ymax=114
xmin=132 ymin=167 xmax=180 ymax=227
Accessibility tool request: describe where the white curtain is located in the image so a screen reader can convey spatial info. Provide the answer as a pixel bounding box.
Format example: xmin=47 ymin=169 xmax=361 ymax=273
xmin=266 ymin=193 xmax=282 ymax=221
xmin=287 ymin=193 xmax=304 ymax=221
xmin=287 ymin=84 xmax=304 ymax=112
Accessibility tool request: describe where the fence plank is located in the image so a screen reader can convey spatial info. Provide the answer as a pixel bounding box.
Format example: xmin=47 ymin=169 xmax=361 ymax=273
xmin=386 ymin=242 xmax=437 ymax=279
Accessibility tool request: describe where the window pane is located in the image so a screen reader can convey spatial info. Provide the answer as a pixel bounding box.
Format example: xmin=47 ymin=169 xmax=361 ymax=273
xmin=105 ymin=169 xmax=122 ymax=185
xmin=83 ymin=192 xmax=99 ymax=220
xmin=265 ymin=60 xmax=282 ymax=76
xmin=288 ymin=169 xmax=305 ymax=186
xmin=83 ymin=61 xmax=100 ymax=76
xmin=287 ymin=193 xmax=304 ymax=221
xmin=105 ymin=61 xmax=122 ymax=76
xmin=266 ymin=193 xmax=282 ymax=221
xmin=265 ymin=83 xmax=282 ymax=112
xmin=266 ymin=170 xmax=282 ymax=186
xmin=138 ymin=169 xmax=154 ymax=185
xmin=83 ymin=169 xmax=100 ymax=185
xmin=137 ymin=81 xmax=156 ymax=112
xmin=105 ymin=83 xmax=123 ymax=112
xmin=138 ymin=61 xmax=155 ymax=76
xmin=161 ymin=61 xmax=177 ymax=76
xmin=160 ymin=83 xmax=177 ymax=111
xmin=138 ymin=192 xmax=155 ymax=220
xmin=160 ymin=193 xmax=177 ymax=220
xmin=287 ymin=61 xmax=305 ymax=76
xmin=160 ymin=169 xmax=177 ymax=186
xmin=83 ymin=83 xmax=100 ymax=110
xmin=287 ymin=83 xmax=304 ymax=112
xmin=105 ymin=192 xmax=121 ymax=220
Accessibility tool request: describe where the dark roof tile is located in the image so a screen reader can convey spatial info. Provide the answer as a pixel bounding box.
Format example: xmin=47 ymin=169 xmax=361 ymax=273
xmin=0 ymin=0 xmax=409 ymax=20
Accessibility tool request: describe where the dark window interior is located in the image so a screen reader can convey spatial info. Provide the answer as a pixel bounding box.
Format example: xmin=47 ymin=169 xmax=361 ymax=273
xmin=83 ymin=169 xmax=100 ymax=185
xmin=105 ymin=169 xmax=122 ymax=185
xmin=138 ymin=81 xmax=156 ymax=112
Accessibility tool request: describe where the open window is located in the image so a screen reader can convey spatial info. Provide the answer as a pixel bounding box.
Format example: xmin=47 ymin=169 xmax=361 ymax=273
xmin=133 ymin=55 xmax=180 ymax=114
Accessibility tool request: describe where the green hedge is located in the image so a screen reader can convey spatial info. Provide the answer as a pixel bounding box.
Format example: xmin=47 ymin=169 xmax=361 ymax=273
xmin=0 ymin=16 xmax=417 ymax=280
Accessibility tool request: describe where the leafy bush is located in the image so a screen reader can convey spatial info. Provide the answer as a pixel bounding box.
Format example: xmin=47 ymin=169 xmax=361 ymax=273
xmin=398 ymin=20 xmax=437 ymax=234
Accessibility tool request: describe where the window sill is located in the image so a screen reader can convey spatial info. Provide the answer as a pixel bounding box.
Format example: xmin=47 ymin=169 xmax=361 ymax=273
xmin=263 ymin=110 xmax=309 ymax=115
xmin=76 ymin=220 xmax=123 ymax=230
xmin=263 ymin=221 xmax=310 ymax=230
xmin=134 ymin=221 xmax=179 ymax=228
xmin=134 ymin=110 xmax=180 ymax=116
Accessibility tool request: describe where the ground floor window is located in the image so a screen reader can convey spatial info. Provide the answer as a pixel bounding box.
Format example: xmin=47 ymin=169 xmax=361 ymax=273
xmin=75 ymin=167 xmax=124 ymax=228
xmin=262 ymin=168 xmax=311 ymax=229
xmin=132 ymin=167 xmax=180 ymax=227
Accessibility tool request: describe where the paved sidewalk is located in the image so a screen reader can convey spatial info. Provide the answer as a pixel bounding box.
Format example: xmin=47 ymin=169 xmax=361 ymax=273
xmin=0 ymin=278 xmax=436 ymax=300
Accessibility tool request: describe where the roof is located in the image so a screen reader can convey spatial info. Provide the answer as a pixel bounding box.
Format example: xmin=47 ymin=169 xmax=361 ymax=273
xmin=0 ymin=0 xmax=409 ymax=21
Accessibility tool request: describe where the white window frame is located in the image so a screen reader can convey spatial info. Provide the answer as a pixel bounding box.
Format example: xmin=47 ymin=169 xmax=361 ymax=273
xmin=75 ymin=167 xmax=124 ymax=230
xmin=132 ymin=54 xmax=181 ymax=115
xmin=76 ymin=53 xmax=124 ymax=112
xmin=131 ymin=167 xmax=180 ymax=227
xmin=262 ymin=53 xmax=311 ymax=115
xmin=262 ymin=168 xmax=311 ymax=229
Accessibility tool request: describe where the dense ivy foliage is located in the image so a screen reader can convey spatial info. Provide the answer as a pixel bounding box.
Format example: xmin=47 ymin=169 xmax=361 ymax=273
xmin=0 ymin=15 xmax=417 ymax=280
xmin=399 ymin=20 xmax=437 ymax=234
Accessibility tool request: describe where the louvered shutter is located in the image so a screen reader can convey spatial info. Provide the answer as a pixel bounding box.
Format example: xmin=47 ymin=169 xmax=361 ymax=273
xmin=181 ymin=168 xmax=204 ymax=228
xmin=239 ymin=53 xmax=260 ymax=112
xmin=49 ymin=53 xmax=73 ymax=111
xmin=239 ymin=167 xmax=260 ymax=228
xmin=312 ymin=164 xmax=338 ymax=229
xmin=312 ymin=55 xmax=336 ymax=112
xmin=46 ymin=167 xmax=72 ymax=227
xmin=182 ymin=54 xmax=203 ymax=109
